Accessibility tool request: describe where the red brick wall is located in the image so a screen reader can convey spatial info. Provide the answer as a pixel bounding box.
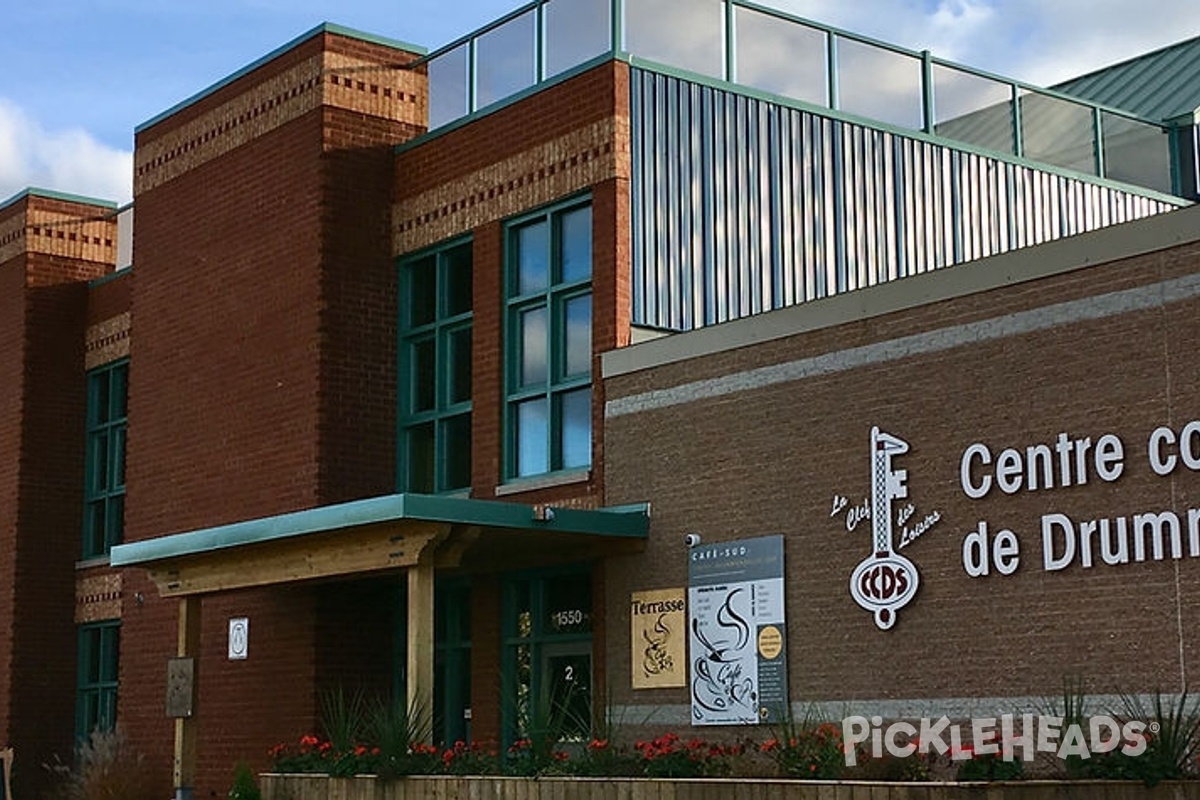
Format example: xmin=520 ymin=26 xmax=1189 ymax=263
xmin=0 ymin=194 xmax=115 ymax=796
xmin=123 ymin=29 xmax=426 ymax=794
xmin=602 ymin=236 xmax=1200 ymax=713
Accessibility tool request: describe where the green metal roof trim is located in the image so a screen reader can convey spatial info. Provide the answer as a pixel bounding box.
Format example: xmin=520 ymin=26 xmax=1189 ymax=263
xmin=1054 ymin=34 xmax=1200 ymax=122
xmin=0 ymin=187 xmax=119 ymax=213
xmin=136 ymin=23 xmax=428 ymax=135
xmin=110 ymin=494 xmax=649 ymax=566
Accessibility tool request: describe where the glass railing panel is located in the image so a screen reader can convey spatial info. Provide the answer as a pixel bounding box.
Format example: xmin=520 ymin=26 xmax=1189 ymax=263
xmin=428 ymin=43 xmax=470 ymax=129
xmin=931 ymin=63 xmax=1014 ymax=155
xmin=835 ymin=36 xmax=923 ymax=131
xmin=476 ymin=9 xmax=538 ymax=109
xmin=625 ymin=0 xmax=724 ymax=79
xmin=1102 ymin=112 xmax=1172 ymax=194
xmin=545 ymin=0 xmax=612 ymax=78
xmin=1020 ymin=89 xmax=1097 ymax=175
xmin=733 ymin=5 xmax=827 ymax=107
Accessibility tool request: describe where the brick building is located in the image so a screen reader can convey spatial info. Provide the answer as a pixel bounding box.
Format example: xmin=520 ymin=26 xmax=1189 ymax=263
xmin=2 ymin=0 xmax=1200 ymax=795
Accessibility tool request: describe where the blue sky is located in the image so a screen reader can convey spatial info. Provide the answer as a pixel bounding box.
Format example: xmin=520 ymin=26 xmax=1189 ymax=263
xmin=3 ymin=0 xmax=1200 ymax=205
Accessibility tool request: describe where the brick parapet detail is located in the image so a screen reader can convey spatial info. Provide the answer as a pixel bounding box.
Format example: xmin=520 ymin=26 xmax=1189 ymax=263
xmin=135 ymin=50 xmax=426 ymax=195
xmin=75 ymin=572 xmax=122 ymax=624
xmin=85 ymin=312 xmax=131 ymax=369
xmin=392 ymin=117 xmax=627 ymax=255
xmin=0 ymin=207 xmax=116 ymax=269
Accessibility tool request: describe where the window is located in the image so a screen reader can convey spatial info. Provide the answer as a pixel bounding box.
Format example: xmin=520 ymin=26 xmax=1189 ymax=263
xmin=399 ymin=240 xmax=473 ymax=493
xmin=83 ymin=359 xmax=128 ymax=558
xmin=434 ymin=580 xmax=472 ymax=746
xmin=502 ymin=569 xmax=593 ymax=746
xmin=76 ymin=622 xmax=119 ymax=741
xmin=505 ymin=199 xmax=592 ymax=479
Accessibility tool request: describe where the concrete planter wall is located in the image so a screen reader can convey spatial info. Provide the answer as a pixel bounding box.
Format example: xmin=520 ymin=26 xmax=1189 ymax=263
xmin=259 ymin=774 xmax=1200 ymax=800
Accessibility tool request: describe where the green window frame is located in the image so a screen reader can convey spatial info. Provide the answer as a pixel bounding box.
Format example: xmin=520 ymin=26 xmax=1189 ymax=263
xmin=504 ymin=198 xmax=593 ymax=480
xmin=76 ymin=621 xmax=119 ymax=741
xmin=501 ymin=567 xmax=593 ymax=747
xmin=83 ymin=359 xmax=128 ymax=558
xmin=434 ymin=580 xmax=472 ymax=746
xmin=398 ymin=239 xmax=473 ymax=494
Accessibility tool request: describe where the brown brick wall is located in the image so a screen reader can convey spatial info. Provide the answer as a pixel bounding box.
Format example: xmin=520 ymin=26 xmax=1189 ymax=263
xmin=123 ymin=28 xmax=426 ymax=794
xmin=603 ymin=239 xmax=1200 ymax=717
xmin=0 ymin=194 xmax=115 ymax=796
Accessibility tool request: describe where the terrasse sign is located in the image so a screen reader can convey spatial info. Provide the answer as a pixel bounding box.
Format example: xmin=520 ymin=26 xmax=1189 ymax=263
xmin=960 ymin=421 xmax=1200 ymax=576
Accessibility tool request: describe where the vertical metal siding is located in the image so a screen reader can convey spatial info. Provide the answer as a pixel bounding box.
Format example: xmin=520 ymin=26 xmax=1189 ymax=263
xmin=629 ymin=69 xmax=1182 ymax=332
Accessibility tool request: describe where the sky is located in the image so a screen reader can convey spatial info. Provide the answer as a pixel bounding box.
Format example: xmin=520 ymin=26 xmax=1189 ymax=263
xmin=3 ymin=0 xmax=1200 ymax=206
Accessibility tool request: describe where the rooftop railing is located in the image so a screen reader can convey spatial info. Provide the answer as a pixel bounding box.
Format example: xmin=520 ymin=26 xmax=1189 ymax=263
xmin=414 ymin=0 xmax=1177 ymax=196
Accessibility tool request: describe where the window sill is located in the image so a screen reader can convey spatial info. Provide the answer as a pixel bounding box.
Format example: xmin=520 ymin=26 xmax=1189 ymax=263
xmin=495 ymin=468 xmax=591 ymax=497
xmin=76 ymin=555 xmax=112 ymax=570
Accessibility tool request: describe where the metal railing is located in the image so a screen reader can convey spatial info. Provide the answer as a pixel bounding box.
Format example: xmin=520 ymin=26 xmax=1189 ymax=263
xmin=412 ymin=0 xmax=1177 ymax=195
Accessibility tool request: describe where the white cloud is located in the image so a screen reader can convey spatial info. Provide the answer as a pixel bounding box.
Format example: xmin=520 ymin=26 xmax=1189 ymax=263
xmin=0 ymin=99 xmax=132 ymax=206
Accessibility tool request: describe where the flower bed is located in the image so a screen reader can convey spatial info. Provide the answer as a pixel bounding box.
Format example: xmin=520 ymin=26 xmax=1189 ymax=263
xmin=258 ymin=774 xmax=1200 ymax=800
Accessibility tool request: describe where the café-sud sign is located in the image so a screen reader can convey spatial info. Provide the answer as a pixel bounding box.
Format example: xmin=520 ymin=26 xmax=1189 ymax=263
xmin=842 ymin=419 xmax=1200 ymax=630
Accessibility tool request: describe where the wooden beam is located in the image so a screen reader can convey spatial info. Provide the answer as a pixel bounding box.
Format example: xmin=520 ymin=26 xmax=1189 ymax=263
xmin=406 ymin=550 xmax=435 ymax=740
xmin=146 ymin=521 xmax=450 ymax=597
xmin=174 ymin=596 xmax=201 ymax=800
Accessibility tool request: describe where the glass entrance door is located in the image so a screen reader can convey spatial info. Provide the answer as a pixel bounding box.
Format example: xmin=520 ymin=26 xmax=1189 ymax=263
xmin=540 ymin=640 xmax=591 ymax=741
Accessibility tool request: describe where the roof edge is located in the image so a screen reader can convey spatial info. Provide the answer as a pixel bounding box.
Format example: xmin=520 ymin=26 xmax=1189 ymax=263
xmin=135 ymin=22 xmax=427 ymax=135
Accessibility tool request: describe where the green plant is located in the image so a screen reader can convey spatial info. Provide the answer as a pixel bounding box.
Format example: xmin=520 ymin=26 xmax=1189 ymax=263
xmin=43 ymin=728 xmax=158 ymax=800
xmin=228 ymin=762 xmax=261 ymax=800
xmin=365 ymin=693 xmax=438 ymax=778
xmin=759 ymin=711 xmax=847 ymax=780
xmin=632 ymin=732 xmax=741 ymax=778
xmin=319 ymin=687 xmax=369 ymax=753
xmin=1078 ymin=688 xmax=1200 ymax=786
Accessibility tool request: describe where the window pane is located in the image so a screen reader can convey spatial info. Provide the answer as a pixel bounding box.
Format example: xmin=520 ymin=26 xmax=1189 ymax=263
xmin=443 ymin=413 xmax=472 ymax=491
xmin=429 ymin=44 xmax=470 ymax=129
xmin=477 ymin=10 xmax=537 ymax=109
xmin=111 ymin=364 xmax=129 ymax=419
xmin=625 ymin=0 xmax=724 ymax=79
xmin=448 ymin=326 xmax=472 ymax=405
xmin=408 ymin=256 xmax=438 ymax=327
xmin=560 ymin=388 xmax=591 ymax=470
xmin=91 ymin=375 xmax=110 ymax=425
xmin=836 ymin=37 xmax=924 ymax=131
xmin=544 ymin=574 xmax=592 ymax=634
xmin=1103 ymin=112 xmax=1172 ymax=194
xmin=545 ymin=0 xmax=611 ymax=78
xmin=516 ymin=399 xmax=549 ymax=477
xmin=444 ymin=244 xmax=473 ymax=316
xmin=932 ymin=64 xmax=1014 ymax=154
xmin=1020 ymin=90 xmax=1097 ymax=175
xmin=559 ymin=205 xmax=592 ymax=283
xmin=89 ymin=432 xmax=108 ymax=491
xmin=563 ymin=295 xmax=591 ymax=377
xmin=85 ymin=503 xmax=105 ymax=556
xmin=520 ymin=306 xmax=548 ymax=386
xmin=516 ymin=221 xmax=549 ymax=294
xmin=408 ymin=422 xmax=436 ymax=493
xmin=412 ymin=338 xmax=436 ymax=412
xmin=113 ymin=428 xmax=126 ymax=488
xmin=107 ymin=495 xmax=124 ymax=547
xmin=734 ymin=7 xmax=827 ymax=106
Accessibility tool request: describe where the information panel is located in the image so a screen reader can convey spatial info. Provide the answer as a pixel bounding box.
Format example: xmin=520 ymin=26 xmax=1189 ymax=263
xmin=688 ymin=534 xmax=787 ymax=726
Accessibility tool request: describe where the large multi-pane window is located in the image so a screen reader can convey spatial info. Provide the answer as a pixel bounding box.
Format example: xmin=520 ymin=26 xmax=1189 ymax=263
xmin=76 ymin=622 xmax=119 ymax=741
xmin=505 ymin=199 xmax=592 ymax=480
xmin=83 ymin=359 xmax=128 ymax=558
xmin=399 ymin=240 xmax=473 ymax=493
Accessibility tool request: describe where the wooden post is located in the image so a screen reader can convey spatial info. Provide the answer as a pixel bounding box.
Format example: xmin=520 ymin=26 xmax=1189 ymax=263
xmin=174 ymin=596 xmax=201 ymax=800
xmin=406 ymin=554 xmax=435 ymax=738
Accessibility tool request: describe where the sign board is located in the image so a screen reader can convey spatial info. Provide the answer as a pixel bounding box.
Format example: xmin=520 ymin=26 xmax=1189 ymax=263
xmin=631 ymin=588 xmax=687 ymax=689
xmin=688 ymin=534 xmax=787 ymax=725
xmin=228 ymin=617 xmax=249 ymax=660
xmin=166 ymin=657 xmax=195 ymax=718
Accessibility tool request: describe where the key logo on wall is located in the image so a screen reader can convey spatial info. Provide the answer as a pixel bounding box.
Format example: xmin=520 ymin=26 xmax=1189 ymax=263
xmin=844 ymin=427 xmax=940 ymax=630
